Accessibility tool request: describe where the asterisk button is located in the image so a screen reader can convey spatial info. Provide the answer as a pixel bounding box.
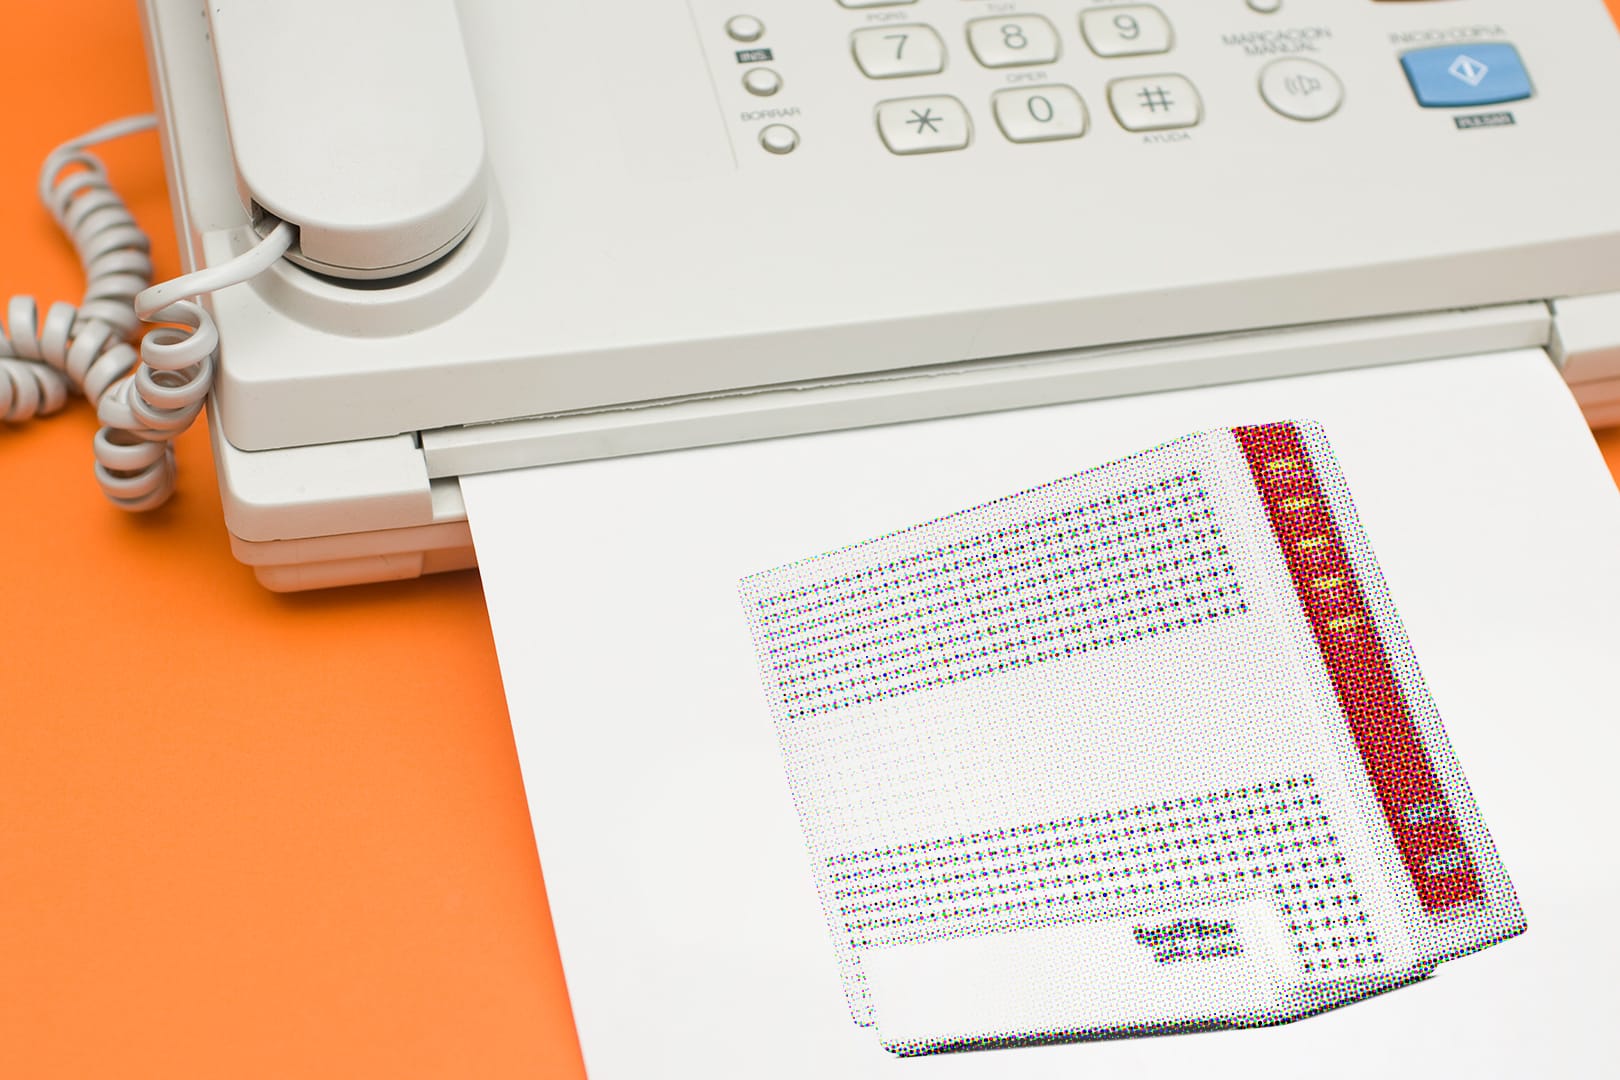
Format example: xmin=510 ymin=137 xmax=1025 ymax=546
xmin=907 ymin=108 xmax=942 ymax=133
xmin=877 ymin=95 xmax=972 ymax=154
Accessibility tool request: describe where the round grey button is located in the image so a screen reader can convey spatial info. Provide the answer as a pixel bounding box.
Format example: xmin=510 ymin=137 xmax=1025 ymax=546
xmin=726 ymin=15 xmax=765 ymax=42
xmin=1246 ymin=0 xmax=1281 ymax=12
xmin=1260 ymin=58 xmax=1343 ymax=121
xmin=743 ymin=67 xmax=782 ymax=97
xmin=759 ymin=124 xmax=799 ymax=154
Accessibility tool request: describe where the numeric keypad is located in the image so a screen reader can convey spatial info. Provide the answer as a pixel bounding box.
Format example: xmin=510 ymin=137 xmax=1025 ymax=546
xmin=839 ymin=5 xmax=1209 ymax=156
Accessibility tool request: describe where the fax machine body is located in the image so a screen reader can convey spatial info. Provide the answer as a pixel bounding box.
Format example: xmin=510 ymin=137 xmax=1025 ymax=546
xmin=139 ymin=0 xmax=1620 ymax=590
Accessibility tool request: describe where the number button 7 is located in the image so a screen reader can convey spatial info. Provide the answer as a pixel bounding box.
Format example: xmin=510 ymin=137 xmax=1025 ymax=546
xmin=852 ymin=24 xmax=947 ymax=78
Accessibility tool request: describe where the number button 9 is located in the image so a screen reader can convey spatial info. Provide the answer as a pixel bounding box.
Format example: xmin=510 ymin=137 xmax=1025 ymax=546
xmin=1080 ymin=5 xmax=1173 ymax=58
xmin=966 ymin=15 xmax=1060 ymax=68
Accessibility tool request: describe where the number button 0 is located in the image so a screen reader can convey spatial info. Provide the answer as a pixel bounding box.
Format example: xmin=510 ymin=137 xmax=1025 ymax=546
xmin=992 ymin=85 xmax=1088 ymax=142
xmin=1081 ymin=5 xmax=1173 ymax=58
xmin=966 ymin=16 xmax=1060 ymax=68
xmin=852 ymin=24 xmax=946 ymax=78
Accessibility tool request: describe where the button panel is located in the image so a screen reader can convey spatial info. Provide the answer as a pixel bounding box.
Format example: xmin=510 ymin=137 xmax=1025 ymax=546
xmin=851 ymin=24 xmax=946 ymax=78
xmin=966 ymin=16 xmax=1061 ymax=69
xmin=876 ymin=95 xmax=972 ymax=154
xmin=708 ymin=5 xmax=1539 ymax=161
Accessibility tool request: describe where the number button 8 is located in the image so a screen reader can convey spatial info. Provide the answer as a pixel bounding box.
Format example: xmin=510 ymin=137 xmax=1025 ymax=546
xmin=966 ymin=15 xmax=1061 ymax=68
xmin=1080 ymin=5 xmax=1173 ymax=58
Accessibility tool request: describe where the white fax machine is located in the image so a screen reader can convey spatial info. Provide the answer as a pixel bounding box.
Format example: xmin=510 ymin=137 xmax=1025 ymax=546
xmin=136 ymin=0 xmax=1620 ymax=590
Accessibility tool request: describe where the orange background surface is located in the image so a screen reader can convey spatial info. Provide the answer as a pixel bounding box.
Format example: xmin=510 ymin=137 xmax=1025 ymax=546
xmin=2 ymin=3 xmax=1619 ymax=1077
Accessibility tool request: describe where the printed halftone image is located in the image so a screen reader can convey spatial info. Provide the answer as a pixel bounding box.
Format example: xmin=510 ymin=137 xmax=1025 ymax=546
xmin=738 ymin=422 xmax=1525 ymax=1057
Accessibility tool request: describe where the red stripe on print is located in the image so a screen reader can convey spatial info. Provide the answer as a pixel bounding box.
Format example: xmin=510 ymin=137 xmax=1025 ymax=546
xmin=1235 ymin=424 xmax=1481 ymax=914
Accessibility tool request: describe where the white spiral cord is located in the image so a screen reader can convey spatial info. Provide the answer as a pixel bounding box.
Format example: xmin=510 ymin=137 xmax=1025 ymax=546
xmin=0 ymin=115 xmax=294 ymax=510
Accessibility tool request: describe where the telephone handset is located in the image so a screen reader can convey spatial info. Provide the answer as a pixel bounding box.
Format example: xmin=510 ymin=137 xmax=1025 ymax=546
xmin=207 ymin=0 xmax=487 ymax=281
xmin=0 ymin=0 xmax=486 ymax=509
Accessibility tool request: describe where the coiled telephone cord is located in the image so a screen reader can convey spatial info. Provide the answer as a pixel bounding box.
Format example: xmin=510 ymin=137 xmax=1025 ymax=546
xmin=0 ymin=115 xmax=293 ymax=510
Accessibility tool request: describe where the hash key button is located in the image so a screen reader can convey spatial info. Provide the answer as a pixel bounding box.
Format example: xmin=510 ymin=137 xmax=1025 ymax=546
xmin=1108 ymin=75 xmax=1202 ymax=131
xmin=1401 ymin=43 xmax=1533 ymax=108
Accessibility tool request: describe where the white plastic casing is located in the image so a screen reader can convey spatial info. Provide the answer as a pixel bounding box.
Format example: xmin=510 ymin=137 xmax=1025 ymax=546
xmin=1551 ymin=293 xmax=1620 ymax=429
xmin=136 ymin=0 xmax=1620 ymax=588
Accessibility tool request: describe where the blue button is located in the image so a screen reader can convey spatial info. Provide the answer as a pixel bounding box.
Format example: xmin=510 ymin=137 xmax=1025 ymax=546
xmin=1401 ymin=43 xmax=1533 ymax=108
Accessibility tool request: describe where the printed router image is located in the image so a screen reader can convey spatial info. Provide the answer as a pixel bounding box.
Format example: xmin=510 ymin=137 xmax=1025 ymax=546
xmin=739 ymin=422 xmax=1524 ymax=1056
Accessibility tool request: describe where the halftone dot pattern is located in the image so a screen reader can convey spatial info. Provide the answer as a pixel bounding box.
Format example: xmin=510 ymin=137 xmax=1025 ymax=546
xmin=1235 ymin=424 xmax=1483 ymax=913
xmin=750 ymin=473 xmax=1246 ymax=720
xmin=826 ymin=776 xmax=1379 ymax=975
xmin=738 ymin=423 xmax=1524 ymax=1055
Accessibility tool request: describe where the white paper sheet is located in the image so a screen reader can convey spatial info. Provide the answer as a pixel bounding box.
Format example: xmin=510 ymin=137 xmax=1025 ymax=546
xmin=465 ymin=349 xmax=1620 ymax=1079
